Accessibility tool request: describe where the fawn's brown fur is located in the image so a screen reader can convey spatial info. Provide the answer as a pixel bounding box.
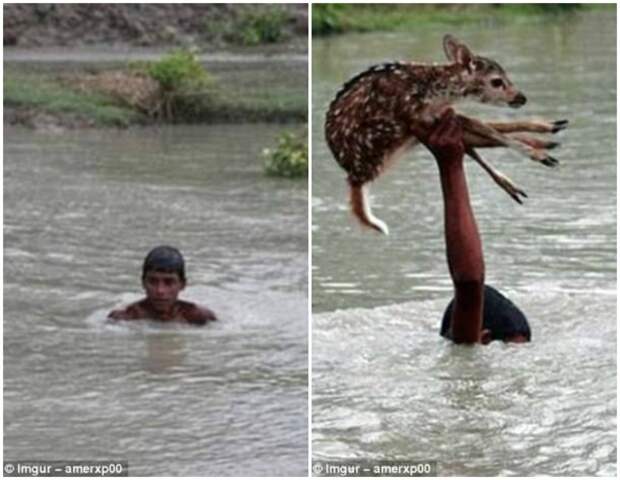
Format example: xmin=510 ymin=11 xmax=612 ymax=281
xmin=325 ymin=35 xmax=568 ymax=234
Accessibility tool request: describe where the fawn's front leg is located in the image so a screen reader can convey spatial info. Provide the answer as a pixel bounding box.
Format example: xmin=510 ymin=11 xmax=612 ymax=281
xmin=487 ymin=118 xmax=568 ymax=150
xmin=487 ymin=119 xmax=568 ymax=134
xmin=462 ymin=128 xmax=561 ymax=151
xmin=458 ymin=115 xmax=560 ymax=167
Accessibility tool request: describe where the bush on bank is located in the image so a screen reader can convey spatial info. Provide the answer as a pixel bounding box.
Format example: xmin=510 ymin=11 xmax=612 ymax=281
xmin=263 ymin=130 xmax=308 ymax=178
xmin=145 ymin=49 xmax=213 ymax=120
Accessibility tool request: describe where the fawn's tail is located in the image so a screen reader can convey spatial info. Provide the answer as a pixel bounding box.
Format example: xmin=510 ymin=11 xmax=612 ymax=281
xmin=349 ymin=183 xmax=389 ymax=235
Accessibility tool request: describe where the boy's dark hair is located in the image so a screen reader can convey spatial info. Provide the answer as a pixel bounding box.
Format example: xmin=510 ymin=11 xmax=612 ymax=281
xmin=142 ymin=246 xmax=186 ymax=283
xmin=440 ymin=285 xmax=531 ymax=342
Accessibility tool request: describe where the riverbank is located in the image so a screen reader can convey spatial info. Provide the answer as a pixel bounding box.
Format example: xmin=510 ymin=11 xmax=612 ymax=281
xmin=4 ymin=51 xmax=307 ymax=130
xmin=5 ymin=4 xmax=307 ymax=48
xmin=4 ymin=4 xmax=307 ymax=130
xmin=312 ymin=4 xmax=612 ymax=35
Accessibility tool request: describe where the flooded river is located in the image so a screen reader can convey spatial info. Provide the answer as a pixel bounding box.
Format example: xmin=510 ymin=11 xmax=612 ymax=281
xmin=312 ymin=11 xmax=616 ymax=476
xmin=4 ymin=124 xmax=308 ymax=475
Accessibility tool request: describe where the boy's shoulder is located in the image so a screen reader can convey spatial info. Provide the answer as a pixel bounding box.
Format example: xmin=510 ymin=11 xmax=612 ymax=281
xmin=108 ymin=299 xmax=149 ymax=320
xmin=177 ymin=300 xmax=217 ymax=325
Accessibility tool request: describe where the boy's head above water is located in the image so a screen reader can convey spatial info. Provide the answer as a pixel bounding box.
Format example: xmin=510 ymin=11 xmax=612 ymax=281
xmin=108 ymin=245 xmax=216 ymax=325
xmin=142 ymin=245 xmax=186 ymax=284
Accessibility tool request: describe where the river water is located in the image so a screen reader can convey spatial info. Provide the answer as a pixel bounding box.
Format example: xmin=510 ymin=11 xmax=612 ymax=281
xmin=4 ymin=124 xmax=308 ymax=475
xmin=312 ymin=11 xmax=616 ymax=476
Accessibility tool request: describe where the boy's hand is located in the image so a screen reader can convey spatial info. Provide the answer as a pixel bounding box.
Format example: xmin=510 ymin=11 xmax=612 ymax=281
xmin=422 ymin=109 xmax=466 ymax=161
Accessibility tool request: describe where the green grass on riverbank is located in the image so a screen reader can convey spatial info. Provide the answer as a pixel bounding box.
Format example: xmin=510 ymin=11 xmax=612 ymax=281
xmin=312 ymin=4 xmax=612 ymax=36
xmin=4 ymin=63 xmax=306 ymax=128
xmin=5 ymin=70 xmax=141 ymax=127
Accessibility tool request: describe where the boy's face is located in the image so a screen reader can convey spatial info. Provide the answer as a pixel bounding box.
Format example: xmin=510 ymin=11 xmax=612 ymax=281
xmin=142 ymin=270 xmax=185 ymax=313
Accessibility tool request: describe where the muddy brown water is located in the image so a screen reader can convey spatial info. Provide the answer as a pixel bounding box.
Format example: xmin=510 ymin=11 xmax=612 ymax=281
xmin=4 ymin=123 xmax=308 ymax=476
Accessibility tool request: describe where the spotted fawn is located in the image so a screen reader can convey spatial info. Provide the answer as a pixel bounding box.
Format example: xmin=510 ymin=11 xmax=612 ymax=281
xmin=325 ymin=34 xmax=568 ymax=234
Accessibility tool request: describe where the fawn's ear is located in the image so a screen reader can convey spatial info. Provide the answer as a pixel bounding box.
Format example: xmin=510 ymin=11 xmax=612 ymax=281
xmin=443 ymin=34 xmax=474 ymax=71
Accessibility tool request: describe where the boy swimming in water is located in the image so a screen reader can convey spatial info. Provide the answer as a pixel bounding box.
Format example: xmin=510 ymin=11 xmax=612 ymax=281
xmin=108 ymin=246 xmax=216 ymax=325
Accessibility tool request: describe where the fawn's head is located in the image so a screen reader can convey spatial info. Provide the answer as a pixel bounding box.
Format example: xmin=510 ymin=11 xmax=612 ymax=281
xmin=443 ymin=34 xmax=527 ymax=108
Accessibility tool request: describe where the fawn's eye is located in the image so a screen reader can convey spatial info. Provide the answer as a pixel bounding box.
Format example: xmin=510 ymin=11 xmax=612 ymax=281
xmin=490 ymin=78 xmax=504 ymax=88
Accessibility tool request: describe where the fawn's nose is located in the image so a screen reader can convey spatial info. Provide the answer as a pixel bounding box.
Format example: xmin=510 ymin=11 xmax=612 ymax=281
xmin=509 ymin=92 xmax=527 ymax=108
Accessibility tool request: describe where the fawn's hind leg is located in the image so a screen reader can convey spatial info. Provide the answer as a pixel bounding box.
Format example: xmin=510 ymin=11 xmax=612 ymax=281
xmin=444 ymin=125 xmax=529 ymax=203
xmin=465 ymin=147 xmax=527 ymax=204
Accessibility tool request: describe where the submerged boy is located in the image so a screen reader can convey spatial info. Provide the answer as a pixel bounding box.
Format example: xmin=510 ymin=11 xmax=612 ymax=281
xmin=108 ymin=246 xmax=216 ymax=325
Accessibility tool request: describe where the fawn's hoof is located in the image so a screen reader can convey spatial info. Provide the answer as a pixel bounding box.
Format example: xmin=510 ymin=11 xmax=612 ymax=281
xmin=497 ymin=177 xmax=528 ymax=204
xmin=510 ymin=188 xmax=528 ymax=205
xmin=542 ymin=155 xmax=560 ymax=167
xmin=545 ymin=141 xmax=560 ymax=150
xmin=552 ymin=119 xmax=569 ymax=133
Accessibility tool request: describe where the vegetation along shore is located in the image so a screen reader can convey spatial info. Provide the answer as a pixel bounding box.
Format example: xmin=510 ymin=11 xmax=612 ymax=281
xmin=312 ymin=4 xmax=610 ymax=36
xmin=4 ymin=4 xmax=308 ymax=177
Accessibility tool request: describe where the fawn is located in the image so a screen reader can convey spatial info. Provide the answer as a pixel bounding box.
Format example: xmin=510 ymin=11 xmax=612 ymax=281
xmin=325 ymin=34 xmax=568 ymax=234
